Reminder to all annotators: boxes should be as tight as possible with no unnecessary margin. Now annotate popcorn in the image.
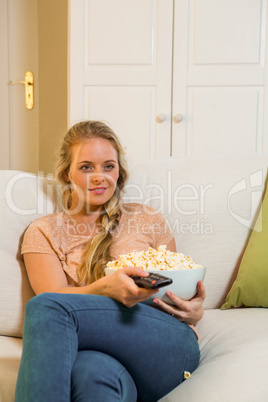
[107,245,203,271]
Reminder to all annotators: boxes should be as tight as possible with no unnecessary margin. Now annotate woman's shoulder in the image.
[21,213,65,255]
[118,203,173,246]
[26,212,63,232]
[121,202,142,212]
[121,203,162,219]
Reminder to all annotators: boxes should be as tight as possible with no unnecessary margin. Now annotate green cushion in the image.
[221,180,268,309]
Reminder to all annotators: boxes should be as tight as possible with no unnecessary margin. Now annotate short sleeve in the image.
[146,206,174,248]
[21,220,57,256]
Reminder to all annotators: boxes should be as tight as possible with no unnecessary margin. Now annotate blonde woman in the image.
[15,121,206,402]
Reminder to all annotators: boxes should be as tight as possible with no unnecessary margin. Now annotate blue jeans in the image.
[15,293,200,402]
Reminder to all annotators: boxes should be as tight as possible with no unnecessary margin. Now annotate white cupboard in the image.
[69,0,268,161]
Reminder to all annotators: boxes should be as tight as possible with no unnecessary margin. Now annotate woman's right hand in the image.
[99,266,159,308]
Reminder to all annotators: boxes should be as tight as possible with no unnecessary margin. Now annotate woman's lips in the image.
[88,187,107,194]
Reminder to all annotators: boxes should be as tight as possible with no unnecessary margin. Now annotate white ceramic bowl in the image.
[104,267,206,304]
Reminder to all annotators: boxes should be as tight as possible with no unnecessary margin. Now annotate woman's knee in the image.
[26,292,58,310]
[24,293,72,334]
[25,292,74,316]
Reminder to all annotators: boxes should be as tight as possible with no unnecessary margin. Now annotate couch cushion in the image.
[0,336,22,402]
[0,171,60,337]
[159,308,268,402]
[221,175,268,309]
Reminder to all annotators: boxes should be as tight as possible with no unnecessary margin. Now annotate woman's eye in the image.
[81,165,93,171]
[104,164,114,170]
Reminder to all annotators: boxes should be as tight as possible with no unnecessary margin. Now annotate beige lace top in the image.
[21,203,174,286]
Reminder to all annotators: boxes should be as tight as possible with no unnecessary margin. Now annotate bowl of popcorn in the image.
[105,245,206,303]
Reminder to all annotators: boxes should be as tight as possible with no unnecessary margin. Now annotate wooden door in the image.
[69,0,173,161]
[0,0,39,172]
[172,0,268,157]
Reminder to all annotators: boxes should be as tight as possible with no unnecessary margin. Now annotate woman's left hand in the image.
[152,280,206,326]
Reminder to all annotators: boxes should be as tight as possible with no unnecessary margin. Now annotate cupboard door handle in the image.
[174,114,183,123]
[156,114,166,123]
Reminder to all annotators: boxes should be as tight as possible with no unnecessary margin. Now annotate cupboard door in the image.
[69,0,173,161]
[172,0,268,157]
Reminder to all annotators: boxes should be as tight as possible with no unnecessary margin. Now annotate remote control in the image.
[131,272,173,289]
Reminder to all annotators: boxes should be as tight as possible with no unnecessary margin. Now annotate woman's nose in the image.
[91,173,105,183]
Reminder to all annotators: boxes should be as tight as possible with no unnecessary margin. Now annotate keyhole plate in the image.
[25,71,34,110]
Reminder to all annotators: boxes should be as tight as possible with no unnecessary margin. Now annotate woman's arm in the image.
[23,253,159,307]
[23,253,69,293]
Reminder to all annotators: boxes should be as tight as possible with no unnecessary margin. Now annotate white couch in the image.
[1,156,268,402]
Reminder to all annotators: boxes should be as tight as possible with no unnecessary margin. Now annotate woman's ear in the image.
[64,171,70,183]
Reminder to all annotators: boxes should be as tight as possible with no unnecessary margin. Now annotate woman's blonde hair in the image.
[55,120,129,285]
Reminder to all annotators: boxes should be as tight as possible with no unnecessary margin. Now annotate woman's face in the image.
[68,137,120,214]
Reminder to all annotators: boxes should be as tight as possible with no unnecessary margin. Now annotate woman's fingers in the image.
[110,267,158,307]
[152,282,207,324]
[152,296,188,320]
[121,266,149,277]
[196,280,206,301]
[165,291,190,312]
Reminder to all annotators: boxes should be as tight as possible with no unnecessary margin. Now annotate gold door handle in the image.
[8,71,34,110]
